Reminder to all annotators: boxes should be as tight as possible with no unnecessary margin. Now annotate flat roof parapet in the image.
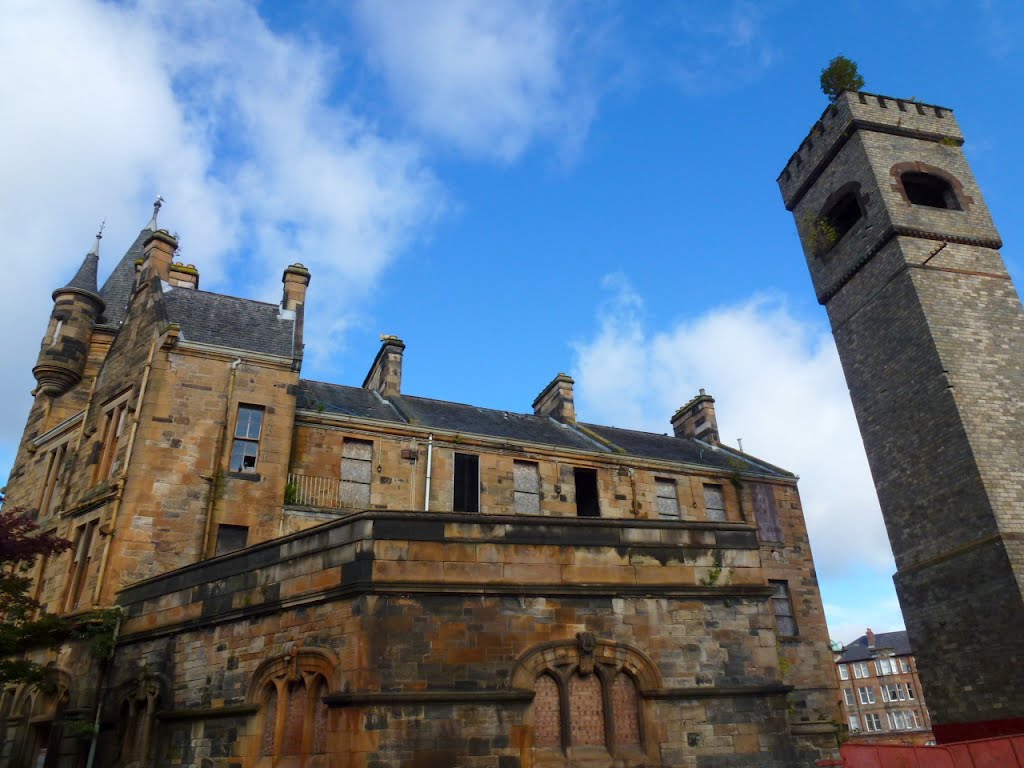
[777,91,963,210]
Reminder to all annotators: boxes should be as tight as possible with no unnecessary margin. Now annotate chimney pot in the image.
[671,390,719,445]
[532,373,576,423]
[168,261,199,290]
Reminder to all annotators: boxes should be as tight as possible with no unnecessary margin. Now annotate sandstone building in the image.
[834,629,933,746]
[780,92,1024,742]
[0,200,840,766]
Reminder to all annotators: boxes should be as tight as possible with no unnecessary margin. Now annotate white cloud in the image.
[572,275,893,580]
[353,0,592,162]
[0,0,442,453]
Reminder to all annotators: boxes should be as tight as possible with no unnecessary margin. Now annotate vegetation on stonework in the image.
[0,506,72,686]
[820,55,865,101]
[800,213,840,258]
[0,507,123,687]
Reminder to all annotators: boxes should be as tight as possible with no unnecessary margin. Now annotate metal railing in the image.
[286,473,343,509]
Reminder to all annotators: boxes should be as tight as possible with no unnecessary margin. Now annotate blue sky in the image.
[2,0,1023,645]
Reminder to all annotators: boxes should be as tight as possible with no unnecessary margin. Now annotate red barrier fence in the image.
[832,736,1024,767]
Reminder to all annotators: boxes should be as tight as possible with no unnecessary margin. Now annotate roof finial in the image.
[88,219,105,256]
[146,195,164,231]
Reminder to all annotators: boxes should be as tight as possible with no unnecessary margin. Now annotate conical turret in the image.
[33,229,106,397]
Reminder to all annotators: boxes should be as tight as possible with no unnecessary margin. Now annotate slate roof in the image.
[60,250,100,297]
[581,423,792,477]
[297,380,403,422]
[296,379,796,475]
[98,227,150,326]
[391,395,607,452]
[838,631,913,661]
[163,288,295,358]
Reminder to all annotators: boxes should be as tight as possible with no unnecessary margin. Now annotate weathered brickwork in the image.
[780,91,1024,740]
[2,203,839,765]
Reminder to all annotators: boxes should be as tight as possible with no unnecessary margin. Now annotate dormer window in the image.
[901,171,961,210]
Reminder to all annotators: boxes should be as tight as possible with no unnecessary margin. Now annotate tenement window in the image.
[95,393,130,482]
[843,688,855,706]
[852,662,869,678]
[838,664,849,680]
[514,461,541,514]
[453,453,480,513]
[703,483,726,522]
[230,405,265,473]
[64,518,99,611]
[215,524,249,556]
[875,657,895,675]
[769,580,797,636]
[655,478,680,520]
[573,467,600,517]
[341,438,373,507]
[849,715,860,733]
[863,713,883,732]
[858,686,875,705]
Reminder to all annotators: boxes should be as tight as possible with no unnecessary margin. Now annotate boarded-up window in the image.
[534,674,561,748]
[514,461,541,514]
[612,673,641,748]
[703,483,726,521]
[568,673,605,747]
[770,580,797,636]
[453,453,480,513]
[283,680,306,755]
[261,685,277,756]
[655,478,680,520]
[341,439,373,507]
[752,483,783,542]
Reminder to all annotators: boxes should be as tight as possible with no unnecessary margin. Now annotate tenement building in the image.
[835,629,933,745]
[0,201,840,767]
[780,92,1024,742]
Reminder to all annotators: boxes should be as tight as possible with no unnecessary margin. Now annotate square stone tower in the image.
[779,91,1024,742]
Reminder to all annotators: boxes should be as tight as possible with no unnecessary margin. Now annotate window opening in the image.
[95,397,129,482]
[50,319,63,345]
[843,688,855,706]
[341,438,373,507]
[703,483,726,522]
[513,461,541,514]
[752,483,782,542]
[453,453,480,513]
[611,673,641,748]
[770,580,797,636]
[230,405,264,472]
[824,192,862,242]
[260,685,277,757]
[573,467,600,517]
[215,524,249,556]
[852,661,869,678]
[65,519,98,611]
[849,715,860,733]
[39,442,69,517]
[863,713,883,732]
[902,171,961,210]
[655,478,680,520]
[858,686,875,705]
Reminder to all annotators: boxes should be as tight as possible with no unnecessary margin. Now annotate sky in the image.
[2,0,1023,646]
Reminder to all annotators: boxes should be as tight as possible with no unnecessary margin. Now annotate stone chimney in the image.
[168,262,199,290]
[866,628,875,649]
[532,373,576,423]
[363,335,405,398]
[671,389,719,445]
[140,229,178,282]
[282,263,311,310]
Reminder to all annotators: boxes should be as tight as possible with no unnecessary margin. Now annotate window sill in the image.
[227,471,261,482]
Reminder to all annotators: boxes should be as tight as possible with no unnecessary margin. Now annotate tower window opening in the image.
[573,467,600,517]
[823,193,863,242]
[901,171,961,210]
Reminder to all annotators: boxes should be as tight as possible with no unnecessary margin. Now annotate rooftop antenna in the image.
[146,195,164,231]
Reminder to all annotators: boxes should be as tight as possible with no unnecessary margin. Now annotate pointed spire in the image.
[145,195,164,231]
[56,225,104,298]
